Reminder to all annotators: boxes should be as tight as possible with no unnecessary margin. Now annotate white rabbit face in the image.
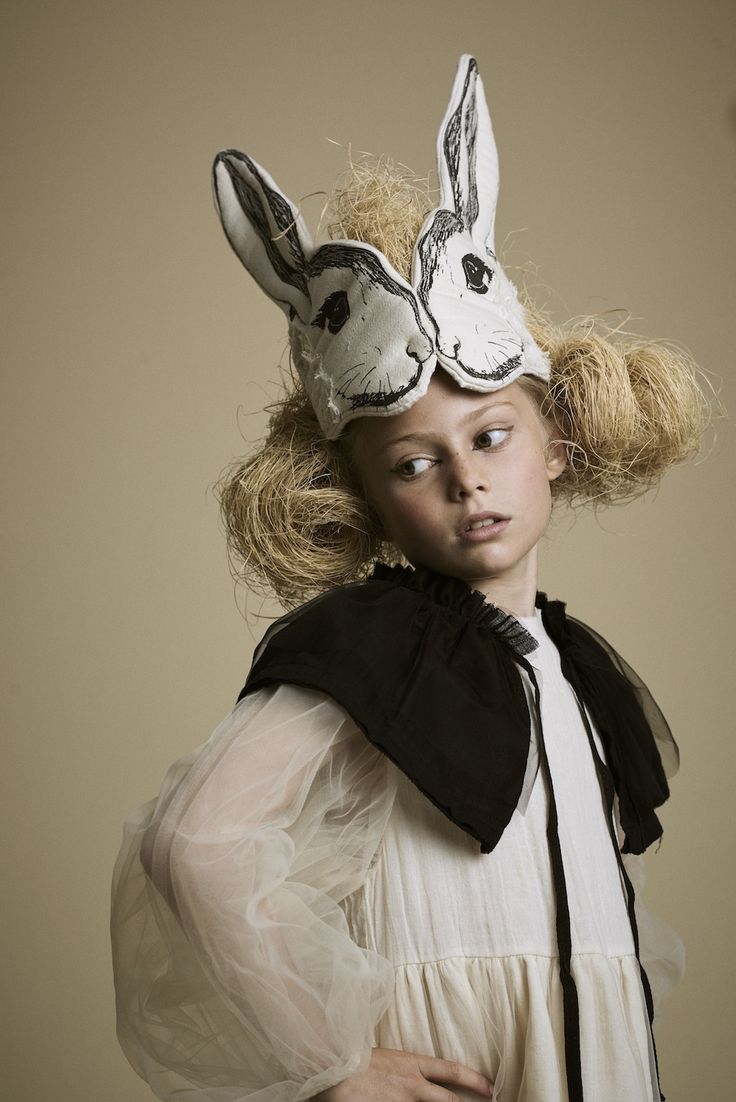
[289,244,436,432]
[416,214,526,382]
[213,55,550,439]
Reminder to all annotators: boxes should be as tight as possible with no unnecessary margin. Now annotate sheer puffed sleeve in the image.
[622,851,686,1017]
[111,685,398,1102]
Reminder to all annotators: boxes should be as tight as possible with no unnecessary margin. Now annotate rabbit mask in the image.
[213,55,550,440]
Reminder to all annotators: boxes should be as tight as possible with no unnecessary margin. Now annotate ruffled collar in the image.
[370,561,542,657]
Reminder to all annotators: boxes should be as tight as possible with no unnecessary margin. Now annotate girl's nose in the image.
[447,453,487,499]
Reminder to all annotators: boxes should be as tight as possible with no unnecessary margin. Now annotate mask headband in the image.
[213,55,550,439]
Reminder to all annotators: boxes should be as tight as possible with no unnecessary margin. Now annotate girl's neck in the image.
[461,549,540,619]
[478,583,538,619]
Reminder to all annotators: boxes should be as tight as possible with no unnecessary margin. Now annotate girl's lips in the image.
[457,512,510,542]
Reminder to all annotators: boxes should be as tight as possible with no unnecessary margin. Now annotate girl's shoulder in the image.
[239,564,539,855]
[260,562,541,656]
[242,563,543,707]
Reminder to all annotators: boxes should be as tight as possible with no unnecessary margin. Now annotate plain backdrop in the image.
[2,1,734,1099]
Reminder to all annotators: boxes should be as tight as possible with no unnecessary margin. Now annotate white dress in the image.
[111,612,684,1102]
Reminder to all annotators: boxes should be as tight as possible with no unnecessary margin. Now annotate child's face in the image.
[350,371,566,602]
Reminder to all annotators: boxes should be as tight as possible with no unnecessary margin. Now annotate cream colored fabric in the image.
[111,616,683,1101]
[112,686,399,1101]
[351,614,683,1100]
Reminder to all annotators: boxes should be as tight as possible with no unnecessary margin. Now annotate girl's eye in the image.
[391,456,436,479]
[476,427,510,449]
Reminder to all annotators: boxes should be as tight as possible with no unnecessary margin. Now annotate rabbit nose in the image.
[437,333,461,358]
[407,332,434,361]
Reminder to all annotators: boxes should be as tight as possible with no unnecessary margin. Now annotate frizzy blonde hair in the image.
[216,156,708,607]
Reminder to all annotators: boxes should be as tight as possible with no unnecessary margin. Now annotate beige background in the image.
[3,1,734,1099]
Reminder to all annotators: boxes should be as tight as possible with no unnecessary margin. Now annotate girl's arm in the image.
[111,684,398,1102]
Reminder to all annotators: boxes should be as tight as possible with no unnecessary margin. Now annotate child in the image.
[111,56,704,1102]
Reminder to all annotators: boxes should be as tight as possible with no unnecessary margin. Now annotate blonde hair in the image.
[216,156,709,607]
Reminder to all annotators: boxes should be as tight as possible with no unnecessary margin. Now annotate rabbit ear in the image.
[436,55,499,248]
[213,150,313,322]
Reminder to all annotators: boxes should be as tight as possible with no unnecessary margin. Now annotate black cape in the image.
[239,562,677,857]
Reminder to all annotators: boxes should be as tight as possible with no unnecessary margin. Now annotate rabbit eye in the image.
[312,290,350,334]
[462,253,493,295]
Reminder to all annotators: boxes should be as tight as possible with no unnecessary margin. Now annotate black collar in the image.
[243,560,676,857]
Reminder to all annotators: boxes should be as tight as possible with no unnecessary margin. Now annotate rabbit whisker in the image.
[335,359,369,385]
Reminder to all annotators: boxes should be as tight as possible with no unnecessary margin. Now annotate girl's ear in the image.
[212,150,314,323]
[545,439,568,482]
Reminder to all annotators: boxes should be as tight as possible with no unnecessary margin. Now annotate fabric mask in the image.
[213,55,550,439]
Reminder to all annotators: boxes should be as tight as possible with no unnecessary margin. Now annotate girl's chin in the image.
[403,536,535,585]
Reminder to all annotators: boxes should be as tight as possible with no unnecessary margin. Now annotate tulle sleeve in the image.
[622,851,686,1017]
[111,684,398,1102]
